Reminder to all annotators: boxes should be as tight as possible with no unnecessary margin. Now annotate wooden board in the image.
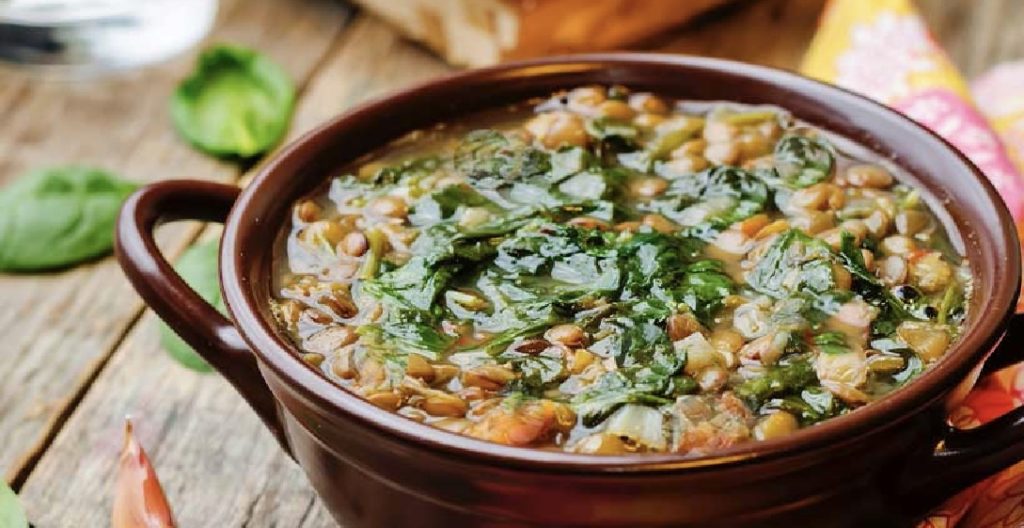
[10,1,1024,526]
[0,0,349,486]
[16,14,450,527]
[652,0,826,69]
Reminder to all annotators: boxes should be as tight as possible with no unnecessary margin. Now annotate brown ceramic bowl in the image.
[117,54,1024,527]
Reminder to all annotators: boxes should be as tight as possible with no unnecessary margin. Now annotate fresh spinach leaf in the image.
[0,480,28,528]
[0,167,137,272]
[158,239,220,372]
[172,44,295,157]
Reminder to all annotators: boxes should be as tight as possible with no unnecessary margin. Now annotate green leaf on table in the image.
[171,44,296,158]
[0,480,28,528]
[0,167,137,272]
[158,239,221,372]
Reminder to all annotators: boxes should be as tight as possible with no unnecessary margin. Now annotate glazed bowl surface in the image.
[117,54,1024,527]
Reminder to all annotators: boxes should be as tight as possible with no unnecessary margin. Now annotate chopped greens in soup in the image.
[271,86,970,455]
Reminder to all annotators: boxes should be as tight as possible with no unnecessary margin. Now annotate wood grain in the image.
[650,0,826,70]
[0,0,348,485]
[19,313,339,527]
[11,1,1024,526]
[17,14,449,528]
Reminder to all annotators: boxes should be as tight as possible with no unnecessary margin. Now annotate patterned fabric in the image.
[802,0,1024,222]
[801,1,1024,525]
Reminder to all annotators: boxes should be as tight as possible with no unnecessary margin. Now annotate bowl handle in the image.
[115,180,291,455]
[896,313,1024,513]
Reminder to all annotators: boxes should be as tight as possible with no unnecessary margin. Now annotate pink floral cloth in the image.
[802,1,1024,526]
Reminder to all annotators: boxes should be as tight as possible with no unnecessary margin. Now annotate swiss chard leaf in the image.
[0,167,137,272]
[618,231,702,299]
[588,303,684,372]
[172,45,295,157]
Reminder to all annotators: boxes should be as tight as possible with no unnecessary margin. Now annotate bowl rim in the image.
[220,53,1020,472]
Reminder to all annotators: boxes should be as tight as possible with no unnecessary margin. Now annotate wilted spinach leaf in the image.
[643,166,770,234]
[362,255,460,312]
[0,167,137,272]
[813,331,850,355]
[747,229,838,298]
[411,183,497,225]
[835,230,915,334]
[454,130,550,189]
[359,309,452,360]
[675,260,734,324]
[172,45,295,157]
[585,118,639,141]
[734,354,817,407]
[770,386,847,425]
[773,135,835,188]
[159,239,221,372]
[572,371,675,427]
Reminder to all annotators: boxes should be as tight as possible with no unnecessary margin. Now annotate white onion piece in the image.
[602,404,666,451]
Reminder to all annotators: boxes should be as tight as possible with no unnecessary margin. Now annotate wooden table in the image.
[2,0,1022,525]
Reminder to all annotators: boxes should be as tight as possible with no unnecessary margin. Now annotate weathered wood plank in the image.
[652,0,826,70]
[0,0,349,485]
[17,1,1024,526]
[20,312,339,527]
[17,14,450,527]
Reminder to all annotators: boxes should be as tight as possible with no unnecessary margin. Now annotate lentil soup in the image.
[270,86,970,455]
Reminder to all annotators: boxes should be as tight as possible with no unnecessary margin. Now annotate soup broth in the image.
[270,86,970,455]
